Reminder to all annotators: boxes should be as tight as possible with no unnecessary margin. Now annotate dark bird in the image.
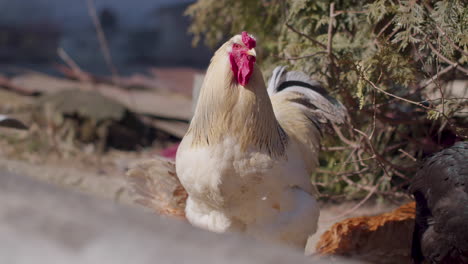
[410,141,468,264]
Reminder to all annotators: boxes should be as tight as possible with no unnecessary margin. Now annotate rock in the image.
[36,89,155,151]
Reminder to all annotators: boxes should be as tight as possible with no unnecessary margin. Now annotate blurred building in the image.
[0,0,211,74]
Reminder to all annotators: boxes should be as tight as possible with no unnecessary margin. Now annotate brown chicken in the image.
[316,202,416,264]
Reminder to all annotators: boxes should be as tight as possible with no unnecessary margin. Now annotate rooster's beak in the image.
[246,49,256,57]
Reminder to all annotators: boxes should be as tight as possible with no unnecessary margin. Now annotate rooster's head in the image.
[228,31,257,87]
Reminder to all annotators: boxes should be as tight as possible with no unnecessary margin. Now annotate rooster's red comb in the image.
[242,31,256,49]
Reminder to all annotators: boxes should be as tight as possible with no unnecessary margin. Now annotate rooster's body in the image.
[174,32,346,248]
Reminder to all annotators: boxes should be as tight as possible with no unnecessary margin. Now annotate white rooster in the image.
[128,32,346,249]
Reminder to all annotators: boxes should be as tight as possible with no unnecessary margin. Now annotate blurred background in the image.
[0,0,212,181]
[0,0,211,71]
[0,1,466,262]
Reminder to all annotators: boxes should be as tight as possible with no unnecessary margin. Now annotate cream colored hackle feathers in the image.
[187,38,287,158]
[127,33,347,250]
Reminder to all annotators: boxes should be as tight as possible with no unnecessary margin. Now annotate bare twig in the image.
[427,41,468,75]
[353,128,391,178]
[285,23,328,50]
[363,73,466,139]
[424,97,468,103]
[327,3,337,87]
[57,48,91,83]
[85,0,120,84]
[362,74,429,109]
[376,18,395,40]
[435,64,446,119]
[332,123,358,147]
[327,3,335,56]
[324,177,384,221]
[398,149,417,162]
[333,10,367,17]
[369,89,377,139]
[322,146,355,151]
[421,63,457,88]
[278,51,328,60]
[343,156,376,164]
[317,168,369,176]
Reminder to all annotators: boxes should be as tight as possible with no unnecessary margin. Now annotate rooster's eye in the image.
[233,43,241,49]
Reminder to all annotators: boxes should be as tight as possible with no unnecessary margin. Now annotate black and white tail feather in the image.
[0,115,28,130]
[267,66,347,131]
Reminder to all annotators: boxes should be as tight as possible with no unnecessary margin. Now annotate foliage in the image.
[186,0,468,201]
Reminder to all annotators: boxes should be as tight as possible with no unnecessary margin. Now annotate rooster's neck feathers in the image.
[188,43,287,157]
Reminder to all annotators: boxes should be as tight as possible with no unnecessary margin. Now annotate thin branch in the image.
[277,51,328,60]
[435,64,446,119]
[369,89,377,140]
[363,73,466,139]
[398,149,417,162]
[332,123,359,147]
[322,146,355,151]
[327,3,335,56]
[333,10,367,17]
[317,168,368,176]
[420,63,457,88]
[342,156,376,164]
[285,23,328,50]
[427,41,468,75]
[376,18,394,40]
[57,48,91,83]
[353,128,391,178]
[362,74,429,109]
[327,3,338,88]
[324,177,383,221]
[425,97,468,103]
[85,0,120,84]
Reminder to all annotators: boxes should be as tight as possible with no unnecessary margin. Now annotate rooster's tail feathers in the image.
[267,66,347,128]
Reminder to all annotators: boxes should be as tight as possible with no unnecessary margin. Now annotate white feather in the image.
[176,134,319,248]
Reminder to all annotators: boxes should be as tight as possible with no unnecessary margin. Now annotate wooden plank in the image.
[150,119,188,138]
[10,73,193,121]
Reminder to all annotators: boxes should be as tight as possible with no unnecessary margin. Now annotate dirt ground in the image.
[0,139,400,255]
